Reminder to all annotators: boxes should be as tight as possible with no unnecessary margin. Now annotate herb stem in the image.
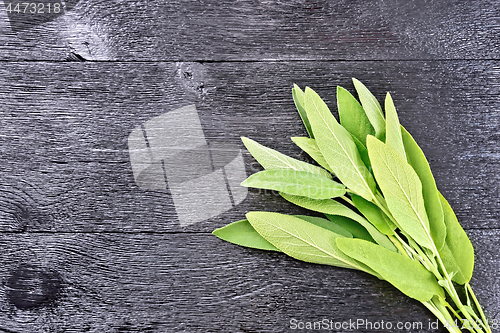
[466,283,491,333]
[340,195,354,207]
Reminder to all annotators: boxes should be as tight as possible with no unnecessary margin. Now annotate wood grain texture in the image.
[0,61,497,232]
[0,0,499,61]
[0,230,497,333]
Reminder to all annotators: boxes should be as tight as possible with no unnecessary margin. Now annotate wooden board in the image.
[0,0,499,61]
[0,61,498,232]
[0,230,497,333]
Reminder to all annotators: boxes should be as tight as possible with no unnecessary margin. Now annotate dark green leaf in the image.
[337,86,375,145]
[402,127,446,251]
[337,238,445,302]
[293,84,314,138]
[295,215,353,238]
[213,219,280,251]
[351,194,395,235]
[438,193,474,284]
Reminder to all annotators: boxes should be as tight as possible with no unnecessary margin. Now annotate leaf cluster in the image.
[213,79,490,333]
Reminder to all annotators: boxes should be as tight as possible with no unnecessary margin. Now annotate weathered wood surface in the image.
[0,0,499,61]
[0,61,498,232]
[1,1,499,332]
[0,230,497,333]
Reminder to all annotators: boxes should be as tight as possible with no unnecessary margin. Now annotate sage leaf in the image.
[293,84,314,138]
[367,136,435,251]
[438,193,474,284]
[279,193,396,252]
[337,86,375,145]
[385,92,406,159]
[325,214,374,242]
[291,137,333,173]
[351,194,395,235]
[304,87,376,201]
[351,134,371,168]
[246,212,378,276]
[402,127,446,251]
[337,238,445,302]
[241,136,332,179]
[241,169,345,199]
[213,219,280,251]
[352,78,385,139]
[295,215,353,238]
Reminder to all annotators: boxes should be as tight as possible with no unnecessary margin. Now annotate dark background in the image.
[0,1,498,332]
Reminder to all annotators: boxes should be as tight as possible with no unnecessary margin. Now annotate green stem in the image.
[466,283,491,333]
[423,299,462,333]
[371,191,488,333]
[340,195,354,207]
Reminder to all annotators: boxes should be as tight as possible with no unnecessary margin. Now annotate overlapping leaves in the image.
[212,79,486,333]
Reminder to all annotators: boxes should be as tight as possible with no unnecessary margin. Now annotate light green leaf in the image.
[385,92,406,158]
[242,169,345,199]
[402,127,446,251]
[325,214,374,242]
[337,238,445,302]
[280,193,396,252]
[293,84,314,138]
[213,219,280,251]
[438,193,474,284]
[246,212,378,276]
[367,136,435,251]
[295,215,353,238]
[351,194,395,235]
[304,87,376,201]
[337,86,375,145]
[241,136,331,179]
[352,78,385,139]
[291,137,333,173]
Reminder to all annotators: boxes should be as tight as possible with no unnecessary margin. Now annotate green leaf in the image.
[438,193,474,284]
[242,169,345,199]
[337,238,445,302]
[304,87,376,201]
[402,127,446,251]
[352,78,385,139]
[351,134,371,168]
[280,193,397,252]
[241,136,331,179]
[213,219,280,251]
[293,84,314,138]
[337,86,375,145]
[385,92,406,158]
[295,215,353,238]
[367,136,435,252]
[351,194,395,235]
[246,212,378,276]
[291,137,333,173]
[325,214,374,242]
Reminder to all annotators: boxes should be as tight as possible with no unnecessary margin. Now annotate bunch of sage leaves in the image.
[213,79,491,333]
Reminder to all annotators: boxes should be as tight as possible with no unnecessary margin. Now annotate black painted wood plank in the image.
[0,61,498,232]
[0,230,497,333]
[0,0,499,61]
